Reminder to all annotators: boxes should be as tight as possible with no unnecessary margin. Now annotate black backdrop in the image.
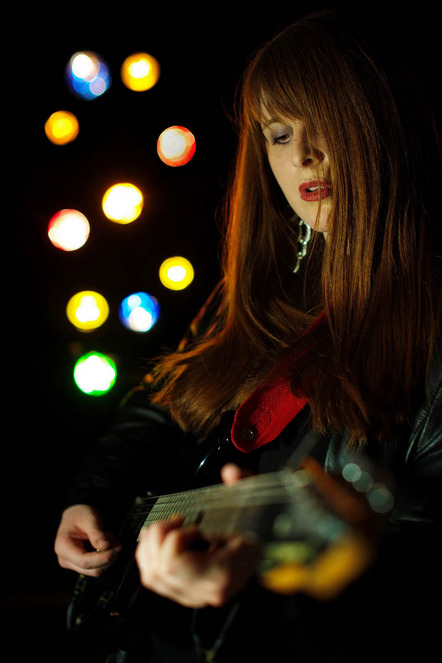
[5,4,439,659]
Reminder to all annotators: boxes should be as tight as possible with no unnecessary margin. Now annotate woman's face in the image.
[261,115,332,237]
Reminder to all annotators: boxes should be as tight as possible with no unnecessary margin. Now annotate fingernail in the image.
[95,539,110,552]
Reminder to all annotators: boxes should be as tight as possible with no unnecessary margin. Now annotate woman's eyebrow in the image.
[261,117,280,128]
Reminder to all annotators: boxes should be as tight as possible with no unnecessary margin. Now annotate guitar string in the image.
[133,471,297,509]
[127,471,317,541]
[130,474,309,526]
[135,489,287,509]
[133,487,295,517]
[132,486,312,533]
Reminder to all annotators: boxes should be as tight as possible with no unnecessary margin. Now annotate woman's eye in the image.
[261,125,292,145]
[273,133,290,145]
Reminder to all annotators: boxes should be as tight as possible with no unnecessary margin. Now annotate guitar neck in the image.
[140,469,314,542]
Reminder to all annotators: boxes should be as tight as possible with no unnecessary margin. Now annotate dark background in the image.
[5,4,439,659]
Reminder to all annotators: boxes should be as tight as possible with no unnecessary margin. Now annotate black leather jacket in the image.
[65,336,442,662]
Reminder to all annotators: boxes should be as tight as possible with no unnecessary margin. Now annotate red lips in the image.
[299,180,332,202]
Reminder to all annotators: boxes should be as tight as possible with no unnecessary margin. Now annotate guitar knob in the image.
[272,513,293,538]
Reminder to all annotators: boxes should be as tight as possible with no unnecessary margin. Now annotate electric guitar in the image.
[66,445,393,658]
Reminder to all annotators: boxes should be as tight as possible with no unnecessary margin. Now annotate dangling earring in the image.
[293,219,312,273]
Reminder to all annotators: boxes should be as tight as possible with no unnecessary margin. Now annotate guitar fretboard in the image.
[139,470,314,541]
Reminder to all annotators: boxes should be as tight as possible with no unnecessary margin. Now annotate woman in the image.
[55,9,442,662]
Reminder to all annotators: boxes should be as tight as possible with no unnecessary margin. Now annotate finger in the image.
[136,517,185,571]
[139,516,185,549]
[136,523,206,587]
[174,536,260,607]
[162,525,203,558]
[137,520,201,572]
[88,529,117,552]
[73,511,116,552]
[221,463,253,484]
[57,534,121,571]
[214,534,257,560]
[57,528,119,558]
[58,549,119,576]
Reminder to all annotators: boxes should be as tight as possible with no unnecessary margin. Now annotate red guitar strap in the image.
[231,311,325,453]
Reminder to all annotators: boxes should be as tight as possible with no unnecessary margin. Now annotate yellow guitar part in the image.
[260,533,373,600]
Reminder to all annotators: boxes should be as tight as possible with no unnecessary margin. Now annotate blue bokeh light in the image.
[66,51,111,100]
[119,292,160,332]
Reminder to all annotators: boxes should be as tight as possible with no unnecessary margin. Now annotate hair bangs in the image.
[241,38,330,154]
[243,44,309,129]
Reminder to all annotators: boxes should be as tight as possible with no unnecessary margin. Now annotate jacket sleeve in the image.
[392,338,442,530]
[63,384,196,531]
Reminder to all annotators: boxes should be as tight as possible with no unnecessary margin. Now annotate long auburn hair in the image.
[150,10,442,445]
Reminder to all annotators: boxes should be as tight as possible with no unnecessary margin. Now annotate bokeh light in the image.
[157,126,196,166]
[48,209,90,251]
[66,51,111,100]
[102,183,144,223]
[159,256,194,290]
[121,52,160,91]
[45,111,79,145]
[119,292,160,332]
[66,291,109,331]
[73,351,117,396]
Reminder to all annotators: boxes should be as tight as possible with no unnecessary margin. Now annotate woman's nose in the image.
[291,128,325,168]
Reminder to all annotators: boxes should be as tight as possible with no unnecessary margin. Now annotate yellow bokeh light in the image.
[159,256,194,290]
[66,291,109,331]
[121,52,160,91]
[102,183,144,223]
[45,111,79,145]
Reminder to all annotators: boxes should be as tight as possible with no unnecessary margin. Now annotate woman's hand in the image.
[135,464,260,608]
[54,504,121,577]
